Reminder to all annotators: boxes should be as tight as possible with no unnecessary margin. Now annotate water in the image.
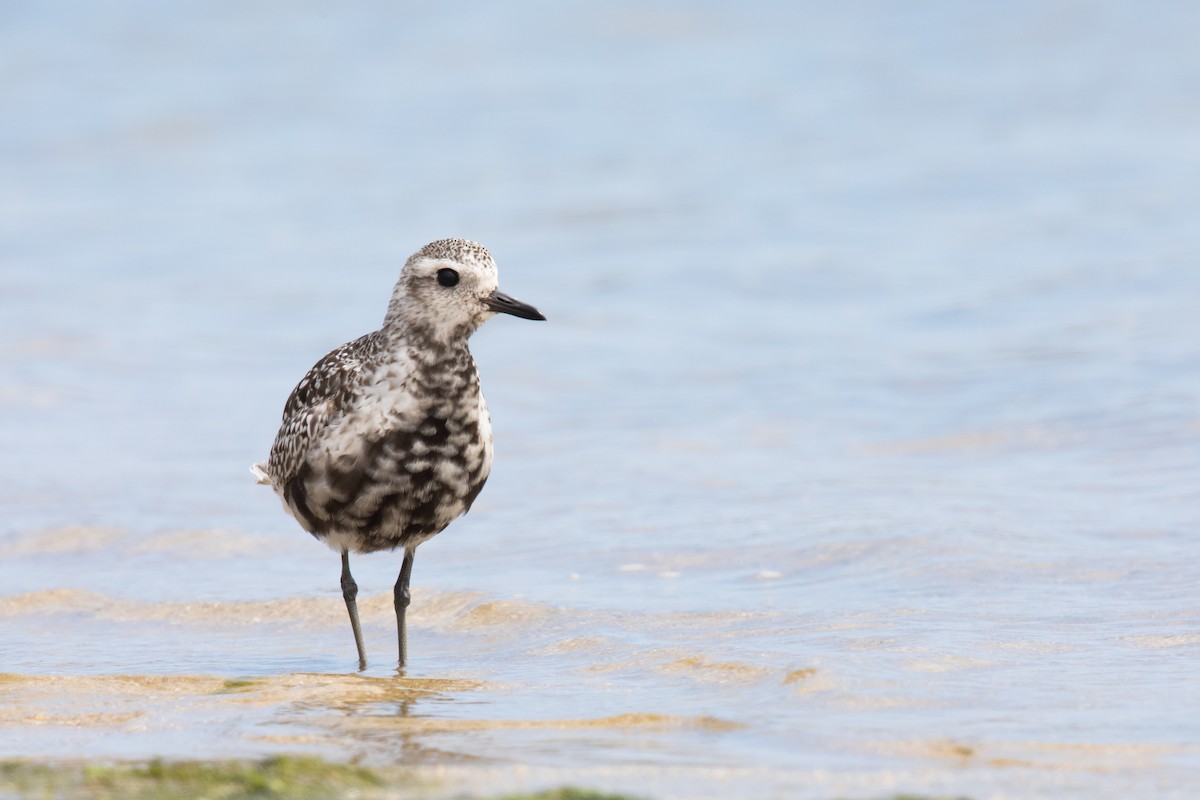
[2,1,1199,797]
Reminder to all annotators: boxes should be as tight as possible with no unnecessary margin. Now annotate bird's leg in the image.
[394,547,416,668]
[340,550,367,671]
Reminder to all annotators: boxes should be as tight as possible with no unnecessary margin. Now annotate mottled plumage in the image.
[253,238,545,669]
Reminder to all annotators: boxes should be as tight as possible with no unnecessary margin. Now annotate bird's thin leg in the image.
[394,547,416,668]
[340,550,367,671]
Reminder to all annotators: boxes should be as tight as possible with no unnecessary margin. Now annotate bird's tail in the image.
[250,463,272,485]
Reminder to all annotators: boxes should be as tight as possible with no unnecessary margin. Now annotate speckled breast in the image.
[282,349,494,554]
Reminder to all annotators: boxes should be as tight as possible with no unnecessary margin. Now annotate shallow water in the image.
[2,1,1199,798]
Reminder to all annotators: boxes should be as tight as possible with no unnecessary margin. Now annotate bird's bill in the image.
[484,290,546,321]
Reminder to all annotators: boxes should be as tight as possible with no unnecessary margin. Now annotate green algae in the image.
[1,756,382,800]
[0,757,970,800]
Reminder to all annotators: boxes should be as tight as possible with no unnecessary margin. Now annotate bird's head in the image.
[385,238,545,341]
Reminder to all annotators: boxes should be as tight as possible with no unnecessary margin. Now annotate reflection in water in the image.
[259,673,484,765]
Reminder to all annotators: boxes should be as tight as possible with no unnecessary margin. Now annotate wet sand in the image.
[3,573,1197,799]
[3,666,1190,800]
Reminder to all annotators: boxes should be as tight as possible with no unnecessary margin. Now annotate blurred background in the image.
[1,1,1198,798]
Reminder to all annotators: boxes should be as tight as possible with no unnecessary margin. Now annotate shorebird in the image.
[252,239,545,669]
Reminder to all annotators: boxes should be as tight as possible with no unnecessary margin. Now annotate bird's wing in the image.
[262,333,378,488]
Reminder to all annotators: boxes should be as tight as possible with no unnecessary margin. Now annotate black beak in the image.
[484,290,546,321]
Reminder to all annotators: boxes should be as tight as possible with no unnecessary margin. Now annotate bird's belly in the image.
[282,415,491,554]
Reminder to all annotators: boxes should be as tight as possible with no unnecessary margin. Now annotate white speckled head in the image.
[384,238,545,341]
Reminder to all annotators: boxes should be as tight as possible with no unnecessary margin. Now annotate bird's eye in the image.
[436,268,460,288]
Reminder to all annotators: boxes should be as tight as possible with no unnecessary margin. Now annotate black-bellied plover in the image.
[252,238,545,669]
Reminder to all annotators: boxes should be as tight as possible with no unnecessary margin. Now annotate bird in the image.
[252,238,545,670]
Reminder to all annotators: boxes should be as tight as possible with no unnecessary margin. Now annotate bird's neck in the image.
[380,324,475,373]
[383,300,480,351]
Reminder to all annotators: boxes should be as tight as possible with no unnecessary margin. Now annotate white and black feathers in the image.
[253,238,545,555]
